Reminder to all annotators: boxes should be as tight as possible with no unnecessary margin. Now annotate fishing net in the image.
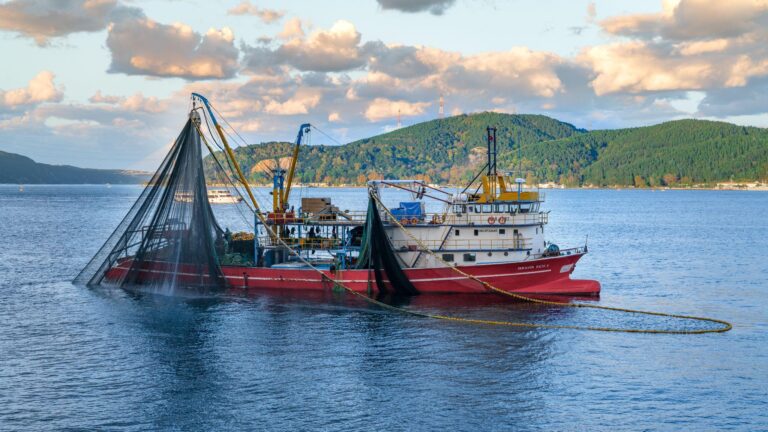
[74,115,229,291]
[356,194,419,296]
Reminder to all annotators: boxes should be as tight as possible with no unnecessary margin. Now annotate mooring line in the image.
[370,193,732,334]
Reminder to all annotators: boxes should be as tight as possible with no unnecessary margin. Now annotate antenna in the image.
[439,94,444,119]
[397,109,401,128]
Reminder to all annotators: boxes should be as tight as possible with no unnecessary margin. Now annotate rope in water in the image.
[370,193,732,334]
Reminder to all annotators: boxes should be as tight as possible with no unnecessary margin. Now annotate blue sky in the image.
[1,0,767,169]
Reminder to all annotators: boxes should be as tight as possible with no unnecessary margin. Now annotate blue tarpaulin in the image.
[389,201,423,219]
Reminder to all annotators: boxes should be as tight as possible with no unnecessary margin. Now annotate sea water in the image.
[0,185,766,430]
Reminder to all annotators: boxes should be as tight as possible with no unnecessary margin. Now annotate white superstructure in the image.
[374,177,553,269]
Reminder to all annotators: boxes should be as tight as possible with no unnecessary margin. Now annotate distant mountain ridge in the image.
[219,113,768,187]
[0,151,149,184]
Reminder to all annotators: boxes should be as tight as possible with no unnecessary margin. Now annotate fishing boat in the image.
[175,189,243,204]
[77,93,600,297]
[208,189,243,204]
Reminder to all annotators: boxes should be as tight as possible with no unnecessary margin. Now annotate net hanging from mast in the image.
[355,195,420,296]
[75,114,230,291]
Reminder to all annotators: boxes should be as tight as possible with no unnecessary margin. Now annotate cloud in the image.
[0,0,142,46]
[277,17,305,40]
[365,98,430,121]
[697,77,768,117]
[601,0,768,41]
[227,1,283,23]
[264,89,322,115]
[244,20,365,73]
[107,17,240,80]
[88,90,169,113]
[364,42,440,78]
[0,71,63,111]
[587,2,597,21]
[446,48,565,98]
[586,0,768,96]
[376,0,456,15]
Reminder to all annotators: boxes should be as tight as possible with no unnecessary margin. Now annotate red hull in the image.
[104,253,600,296]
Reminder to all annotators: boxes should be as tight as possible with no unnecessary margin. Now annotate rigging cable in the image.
[369,192,732,334]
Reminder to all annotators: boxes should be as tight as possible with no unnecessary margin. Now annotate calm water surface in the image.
[0,185,766,431]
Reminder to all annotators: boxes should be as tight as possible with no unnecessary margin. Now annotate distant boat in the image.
[18,184,24,192]
[175,188,243,204]
[208,189,243,204]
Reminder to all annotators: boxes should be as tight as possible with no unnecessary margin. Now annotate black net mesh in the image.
[355,195,419,296]
[74,116,228,291]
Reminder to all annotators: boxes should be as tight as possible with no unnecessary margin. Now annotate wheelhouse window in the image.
[497,204,509,212]
[463,253,476,262]
[482,204,492,213]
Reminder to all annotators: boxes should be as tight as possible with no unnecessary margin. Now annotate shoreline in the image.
[3,183,766,192]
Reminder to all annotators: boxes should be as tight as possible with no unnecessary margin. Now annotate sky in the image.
[1,0,767,169]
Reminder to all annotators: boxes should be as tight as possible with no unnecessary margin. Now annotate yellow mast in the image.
[191,93,260,212]
[280,123,310,213]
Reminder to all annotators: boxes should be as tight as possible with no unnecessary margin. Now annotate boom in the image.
[280,123,310,212]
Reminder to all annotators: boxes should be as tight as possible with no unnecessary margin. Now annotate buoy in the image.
[498,216,506,224]
[488,216,496,224]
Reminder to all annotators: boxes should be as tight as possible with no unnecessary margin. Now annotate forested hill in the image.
[222,113,584,185]
[0,151,149,184]
[517,119,768,186]
[221,113,768,187]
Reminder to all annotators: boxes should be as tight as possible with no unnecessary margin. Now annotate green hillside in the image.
[214,113,768,187]
[221,113,584,185]
[517,119,768,186]
[0,151,149,184]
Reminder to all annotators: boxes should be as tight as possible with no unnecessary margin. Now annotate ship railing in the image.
[257,235,343,249]
[445,212,548,226]
[298,210,548,226]
[389,237,532,251]
[530,245,588,259]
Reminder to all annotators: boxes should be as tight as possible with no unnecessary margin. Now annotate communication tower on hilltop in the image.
[439,94,444,119]
[397,109,401,128]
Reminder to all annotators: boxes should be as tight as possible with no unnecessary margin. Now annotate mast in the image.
[280,123,310,213]
[191,93,260,212]
[486,126,497,201]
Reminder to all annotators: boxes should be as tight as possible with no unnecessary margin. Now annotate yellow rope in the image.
[370,193,732,334]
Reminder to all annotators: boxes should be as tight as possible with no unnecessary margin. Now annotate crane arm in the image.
[281,123,310,212]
